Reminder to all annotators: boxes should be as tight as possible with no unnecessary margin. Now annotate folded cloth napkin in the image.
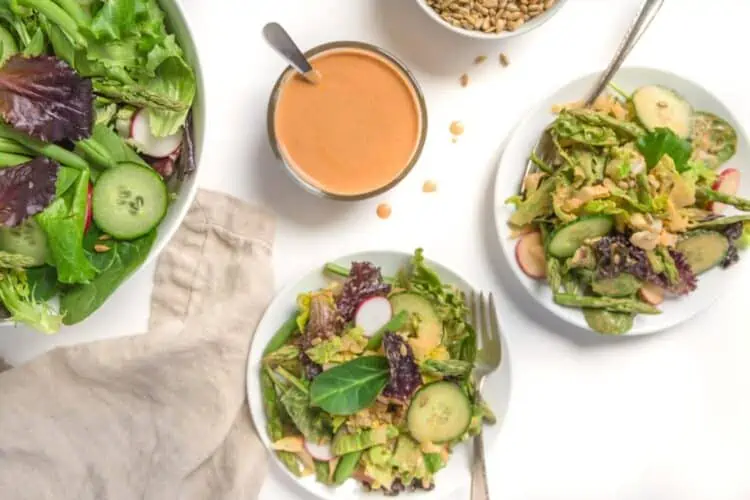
[0,189,275,500]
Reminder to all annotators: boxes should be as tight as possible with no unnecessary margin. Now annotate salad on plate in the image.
[0,0,196,332]
[260,249,495,495]
[507,83,750,335]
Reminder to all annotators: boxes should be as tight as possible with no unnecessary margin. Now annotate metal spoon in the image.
[518,0,664,195]
[262,22,321,84]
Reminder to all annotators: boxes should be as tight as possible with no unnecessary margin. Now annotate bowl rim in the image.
[266,40,429,201]
[414,0,568,40]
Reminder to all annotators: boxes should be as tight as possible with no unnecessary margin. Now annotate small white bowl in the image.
[415,0,567,40]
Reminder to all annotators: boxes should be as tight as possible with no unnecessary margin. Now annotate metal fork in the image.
[469,292,503,500]
[517,0,664,196]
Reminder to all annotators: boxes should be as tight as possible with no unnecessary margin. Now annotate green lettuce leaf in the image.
[637,128,692,171]
[0,269,62,333]
[60,225,156,324]
[90,0,136,41]
[35,169,97,284]
[146,56,195,136]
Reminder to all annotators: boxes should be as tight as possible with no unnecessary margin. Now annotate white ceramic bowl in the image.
[493,66,750,335]
[0,0,204,327]
[415,0,567,40]
[247,250,513,500]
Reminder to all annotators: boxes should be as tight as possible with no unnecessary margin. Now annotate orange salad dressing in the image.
[274,48,423,196]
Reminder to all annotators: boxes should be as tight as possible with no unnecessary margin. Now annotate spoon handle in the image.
[262,22,315,76]
[583,0,665,106]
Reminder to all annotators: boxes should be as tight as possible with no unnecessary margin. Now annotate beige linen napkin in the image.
[0,189,274,500]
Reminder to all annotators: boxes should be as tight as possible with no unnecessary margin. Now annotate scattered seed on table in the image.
[459,73,470,87]
[422,180,438,193]
[450,120,465,137]
[499,52,510,67]
[376,203,392,220]
[474,55,488,65]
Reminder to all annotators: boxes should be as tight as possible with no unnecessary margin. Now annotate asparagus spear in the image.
[546,257,563,293]
[698,187,750,212]
[0,124,88,170]
[263,315,298,355]
[692,214,750,229]
[261,369,302,477]
[554,294,661,314]
[93,80,187,112]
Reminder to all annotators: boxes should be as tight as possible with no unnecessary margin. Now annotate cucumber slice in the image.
[407,382,471,444]
[591,273,641,298]
[633,85,692,139]
[584,309,634,335]
[0,218,48,266]
[92,162,167,240]
[690,111,737,169]
[547,215,614,258]
[676,230,729,275]
[389,293,443,359]
[389,293,440,325]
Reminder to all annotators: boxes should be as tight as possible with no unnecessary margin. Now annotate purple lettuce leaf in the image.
[593,235,697,295]
[382,332,421,401]
[299,294,340,379]
[336,262,391,322]
[0,55,93,143]
[0,157,59,227]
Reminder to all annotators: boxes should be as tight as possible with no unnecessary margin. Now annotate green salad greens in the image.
[0,0,196,332]
[508,84,750,335]
[261,250,495,495]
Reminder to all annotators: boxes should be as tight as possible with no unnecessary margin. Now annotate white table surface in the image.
[2,0,750,498]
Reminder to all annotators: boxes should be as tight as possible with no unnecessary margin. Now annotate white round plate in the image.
[247,250,512,500]
[494,66,750,335]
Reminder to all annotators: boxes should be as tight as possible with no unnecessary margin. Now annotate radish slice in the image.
[305,440,334,462]
[516,231,547,279]
[355,296,392,336]
[84,182,93,232]
[711,168,741,214]
[638,283,664,306]
[130,109,182,158]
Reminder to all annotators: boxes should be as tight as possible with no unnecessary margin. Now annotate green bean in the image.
[54,0,91,27]
[0,138,32,156]
[0,152,31,167]
[333,451,363,485]
[554,294,661,314]
[263,315,298,355]
[0,124,89,170]
[77,138,116,169]
[15,0,86,48]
